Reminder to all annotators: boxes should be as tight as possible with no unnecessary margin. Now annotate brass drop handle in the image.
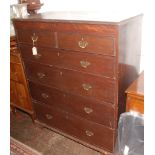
[45,114,53,120]
[34,53,42,59]
[84,107,93,114]
[82,83,92,91]
[41,93,49,99]
[37,72,45,79]
[31,33,38,46]
[85,130,94,137]
[78,37,88,49]
[80,60,91,68]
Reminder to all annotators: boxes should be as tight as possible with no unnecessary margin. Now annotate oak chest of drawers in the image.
[13,12,142,154]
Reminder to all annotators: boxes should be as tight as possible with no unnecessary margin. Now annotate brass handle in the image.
[82,83,92,91]
[37,72,45,79]
[78,37,88,49]
[80,60,91,68]
[84,107,93,114]
[45,114,53,120]
[41,93,49,99]
[85,130,94,137]
[34,53,42,59]
[31,33,38,46]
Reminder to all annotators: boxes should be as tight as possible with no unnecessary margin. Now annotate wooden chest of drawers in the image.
[10,36,35,121]
[126,71,144,114]
[13,12,142,154]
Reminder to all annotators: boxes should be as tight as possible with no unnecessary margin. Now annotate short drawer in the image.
[14,21,55,48]
[17,30,55,48]
[25,62,116,104]
[29,81,116,128]
[58,32,115,56]
[34,102,115,152]
[20,44,115,78]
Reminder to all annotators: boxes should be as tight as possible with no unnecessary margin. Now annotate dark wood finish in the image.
[125,71,144,114]
[10,36,35,121]
[57,32,115,55]
[17,30,55,48]
[29,81,115,128]
[13,12,142,153]
[33,101,115,152]
[24,61,116,103]
[20,44,116,78]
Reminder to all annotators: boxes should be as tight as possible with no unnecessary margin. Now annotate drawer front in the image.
[58,32,115,56]
[17,30,55,48]
[10,53,20,63]
[20,45,115,78]
[10,63,24,82]
[29,81,115,128]
[25,62,115,103]
[34,102,115,152]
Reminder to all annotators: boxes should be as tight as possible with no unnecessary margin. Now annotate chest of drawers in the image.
[13,12,142,154]
[10,36,35,121]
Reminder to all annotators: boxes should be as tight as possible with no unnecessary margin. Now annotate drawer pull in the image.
[78,37,88,49]
[80,60,91,68]
[31,33,38,46]
[82,83,92,91]
[37,72,45,79]
[85,130,94,137]
[34,53,42,59]
[41,93,49,99]
[59,72,63,76]
[45,114,53,120]
[84,107,93,114]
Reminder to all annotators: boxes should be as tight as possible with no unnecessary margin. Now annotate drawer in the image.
[20,45,115,78]
[10,63,24,82]
[17,30,55,48]
[25,62,116,103]
[15,22,55,48]
[10,53,20,63]
[29,81,115,128]
[58,32,115,56]
[34,102,115,152]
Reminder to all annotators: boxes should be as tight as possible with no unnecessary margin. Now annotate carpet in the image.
[10,137,43,155]
[10,110,101,155]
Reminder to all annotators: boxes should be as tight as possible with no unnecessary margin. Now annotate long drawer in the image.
[19,45,116,78]
[33,101,115,152]
[29,81,115,128]
[25,61,116,103]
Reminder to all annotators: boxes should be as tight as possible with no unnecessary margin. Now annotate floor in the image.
[10,110,102,155]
